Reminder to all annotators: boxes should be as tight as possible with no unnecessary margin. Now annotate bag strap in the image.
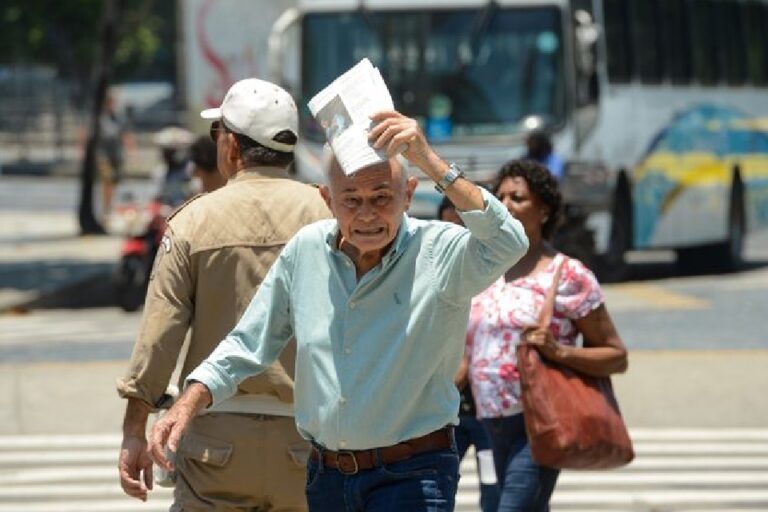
[537,254,566,328]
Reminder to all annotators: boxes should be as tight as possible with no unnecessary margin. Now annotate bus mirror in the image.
[573,9,599,78]
[268,8,302,96]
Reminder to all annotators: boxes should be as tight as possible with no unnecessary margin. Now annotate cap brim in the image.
[200,107,221,119]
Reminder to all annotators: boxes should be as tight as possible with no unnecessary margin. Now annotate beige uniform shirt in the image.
[117,167,331,409]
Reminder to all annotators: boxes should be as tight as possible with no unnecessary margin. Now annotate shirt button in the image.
[349,301,356,309]
[340,396,347,404]
[339,440,347,448]
[344,347,351,354]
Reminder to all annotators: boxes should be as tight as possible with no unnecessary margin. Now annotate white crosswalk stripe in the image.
[457,429,768,511]
[0,430,767,511]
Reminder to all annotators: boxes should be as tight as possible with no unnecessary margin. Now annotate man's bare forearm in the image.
[176,381,213,415]
[123,398,152,438]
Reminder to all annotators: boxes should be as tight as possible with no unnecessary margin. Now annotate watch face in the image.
[436,163,463,193]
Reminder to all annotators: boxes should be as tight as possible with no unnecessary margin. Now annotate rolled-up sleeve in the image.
[186,242,296,406]
[116,226,194,409]
[435,188,528,301]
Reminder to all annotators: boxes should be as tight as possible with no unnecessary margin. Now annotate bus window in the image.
[300,7,566,141]
[744,1,768,85]
[688,0,719,85]
[715,0,747,86]
[603,0,632,83]
[658,0,691,84]
[628,0,663,84]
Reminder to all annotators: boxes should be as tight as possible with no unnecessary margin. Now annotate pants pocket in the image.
[177,431,234,467]
[287,441,311,467]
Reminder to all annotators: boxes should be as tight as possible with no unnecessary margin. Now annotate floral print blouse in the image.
[466,253,604,419]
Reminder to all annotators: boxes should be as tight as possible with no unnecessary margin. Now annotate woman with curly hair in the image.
[466,159,628,511]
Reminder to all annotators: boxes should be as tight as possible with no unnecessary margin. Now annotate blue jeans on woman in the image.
[455,414,500,512]
[482,414,560,512]
[305,446,460,512]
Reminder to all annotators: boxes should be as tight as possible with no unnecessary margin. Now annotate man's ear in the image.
[403,176,418,208]
[225,133,240,166]
[319,185,333,212]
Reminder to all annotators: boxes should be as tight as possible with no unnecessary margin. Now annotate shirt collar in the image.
[229,166,289,184]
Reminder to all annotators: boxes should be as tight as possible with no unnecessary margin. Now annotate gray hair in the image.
[321,143,410,184]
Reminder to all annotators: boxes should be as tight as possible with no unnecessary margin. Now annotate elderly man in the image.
[149,110,529,511]
[117,78,330,511]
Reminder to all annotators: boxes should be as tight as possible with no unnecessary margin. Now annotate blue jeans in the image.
[482,414,560,512]
[455,415,500,512]
[305,447,460,512]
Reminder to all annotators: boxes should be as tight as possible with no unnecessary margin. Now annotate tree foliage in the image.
[0,0,174,99]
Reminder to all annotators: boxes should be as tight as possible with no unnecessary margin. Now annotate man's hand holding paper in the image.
[369,110,432,168]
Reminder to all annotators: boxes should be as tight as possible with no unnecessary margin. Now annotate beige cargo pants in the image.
[171,413,309,511]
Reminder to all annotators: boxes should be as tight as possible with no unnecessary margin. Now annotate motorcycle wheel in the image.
[115,254,148,312]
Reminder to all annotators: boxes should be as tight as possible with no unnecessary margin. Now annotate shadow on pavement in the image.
[623,258,768,282]
[0,260,119,310]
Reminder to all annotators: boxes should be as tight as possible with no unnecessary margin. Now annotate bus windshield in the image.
[301,6,565,142]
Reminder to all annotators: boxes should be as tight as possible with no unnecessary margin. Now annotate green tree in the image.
[0,0,174,234]
[0,1,171,97]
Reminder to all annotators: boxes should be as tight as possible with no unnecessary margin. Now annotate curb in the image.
[0,269,120,313]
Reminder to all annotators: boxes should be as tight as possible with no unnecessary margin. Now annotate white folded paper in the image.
[308,58,394,176]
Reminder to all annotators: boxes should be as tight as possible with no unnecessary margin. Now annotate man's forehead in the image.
[332,160,401,189]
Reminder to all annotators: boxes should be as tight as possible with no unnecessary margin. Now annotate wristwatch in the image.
[434,162,465,193]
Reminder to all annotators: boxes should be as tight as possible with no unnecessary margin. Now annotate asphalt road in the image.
[2,175,768,432]
[2,175,768,359]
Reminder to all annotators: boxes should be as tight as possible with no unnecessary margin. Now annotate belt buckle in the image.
[334,450,359,475]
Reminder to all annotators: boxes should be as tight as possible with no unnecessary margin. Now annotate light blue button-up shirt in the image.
[187,188,528,450]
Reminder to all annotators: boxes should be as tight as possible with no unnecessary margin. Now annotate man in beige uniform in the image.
[117,78,330,511]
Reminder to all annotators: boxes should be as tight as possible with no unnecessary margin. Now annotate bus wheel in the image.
[596,173,631,282]
[553,206,596,269]
[677,178,745,274]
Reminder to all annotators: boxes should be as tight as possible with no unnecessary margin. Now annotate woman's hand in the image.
[522,305,628,377]
[521,325,568,362]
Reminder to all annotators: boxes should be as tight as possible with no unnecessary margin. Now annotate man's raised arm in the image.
[369,110,484,212]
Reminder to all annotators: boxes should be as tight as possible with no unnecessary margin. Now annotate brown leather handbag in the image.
[516,257,634,470]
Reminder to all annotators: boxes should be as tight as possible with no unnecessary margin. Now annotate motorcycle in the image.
[112,126,195,312]
[112,194,172,312]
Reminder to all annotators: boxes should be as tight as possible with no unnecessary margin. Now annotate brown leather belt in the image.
[310,427,453,475]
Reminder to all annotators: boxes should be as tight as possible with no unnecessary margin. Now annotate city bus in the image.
[267,0,768,275]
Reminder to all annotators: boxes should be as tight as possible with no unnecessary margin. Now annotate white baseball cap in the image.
[200,78,298,152]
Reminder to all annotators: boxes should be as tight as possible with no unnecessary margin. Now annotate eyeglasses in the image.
[209,120,226,142]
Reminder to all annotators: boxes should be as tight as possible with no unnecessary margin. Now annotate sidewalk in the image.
[0,132,158,179]
[0,209,123,312]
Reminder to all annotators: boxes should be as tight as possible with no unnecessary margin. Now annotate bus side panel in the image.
[632,150,730,249]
